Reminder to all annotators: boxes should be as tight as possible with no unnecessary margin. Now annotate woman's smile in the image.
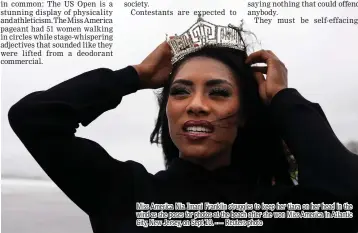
[182,120,215,141]
[166,56,240,160]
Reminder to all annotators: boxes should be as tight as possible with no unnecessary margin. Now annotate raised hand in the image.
[246,50,288,104]
[133,41,173,89]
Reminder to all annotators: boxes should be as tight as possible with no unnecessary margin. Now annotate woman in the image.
[8,18,358,232]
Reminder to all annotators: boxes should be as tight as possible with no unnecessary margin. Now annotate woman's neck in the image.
[179,149,232,171]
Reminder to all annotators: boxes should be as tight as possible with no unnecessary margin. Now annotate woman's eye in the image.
[209,88,231,97]
[169,87,190,96]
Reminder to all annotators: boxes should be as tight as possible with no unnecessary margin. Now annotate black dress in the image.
[8,66,358,233]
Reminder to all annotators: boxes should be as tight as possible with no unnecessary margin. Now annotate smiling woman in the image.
[7,16,358,233]
[164,55,241,167]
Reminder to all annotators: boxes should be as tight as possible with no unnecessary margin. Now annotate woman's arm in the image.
[246,49,358,200]
[8,66,143,215]
[269,88,358,199]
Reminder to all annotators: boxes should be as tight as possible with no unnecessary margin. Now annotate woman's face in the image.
[166,56,240,159]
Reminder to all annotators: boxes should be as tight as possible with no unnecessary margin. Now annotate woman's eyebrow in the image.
[172,78,233,87]
[172,79,193,86]
[206,79,233,87]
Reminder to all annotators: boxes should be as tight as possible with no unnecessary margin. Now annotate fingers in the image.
[245,49,280,65]
[265,50,279,60]
[253,71,265,86]
[160,40,173,56]
[245,50,270,64]
[251,66,267,74]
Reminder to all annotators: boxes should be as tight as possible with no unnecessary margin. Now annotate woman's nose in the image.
[186,93,210,116]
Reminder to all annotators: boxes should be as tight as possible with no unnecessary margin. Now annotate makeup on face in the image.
[182,120,214,141]
[166,56,240,160]
[169,78,234,99]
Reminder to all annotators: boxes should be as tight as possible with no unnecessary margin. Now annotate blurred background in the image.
[2,0,358,232]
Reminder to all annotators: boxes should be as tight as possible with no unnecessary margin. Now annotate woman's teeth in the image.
[185,126,212,133]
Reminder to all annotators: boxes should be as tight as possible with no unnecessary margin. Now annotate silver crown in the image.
[167,14,245,65]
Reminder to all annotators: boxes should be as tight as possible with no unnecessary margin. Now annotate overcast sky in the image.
[1,0,358,179]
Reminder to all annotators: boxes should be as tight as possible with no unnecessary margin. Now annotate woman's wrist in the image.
[133,64,148,89]
[133,64,143,79]
[270,87,288,102]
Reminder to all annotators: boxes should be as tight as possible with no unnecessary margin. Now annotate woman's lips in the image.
[182,131,212,140]
[182,120,214,140]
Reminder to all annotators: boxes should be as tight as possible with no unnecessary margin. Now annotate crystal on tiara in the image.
[167,14,245,65]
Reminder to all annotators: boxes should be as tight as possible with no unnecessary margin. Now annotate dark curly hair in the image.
[150,45,293,187]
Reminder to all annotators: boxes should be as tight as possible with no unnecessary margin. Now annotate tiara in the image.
[166,14,245,65]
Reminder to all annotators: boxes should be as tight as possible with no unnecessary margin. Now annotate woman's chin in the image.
[180,145,215,158]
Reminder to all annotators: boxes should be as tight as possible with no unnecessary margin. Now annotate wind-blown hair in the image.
[150,46,293,187]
